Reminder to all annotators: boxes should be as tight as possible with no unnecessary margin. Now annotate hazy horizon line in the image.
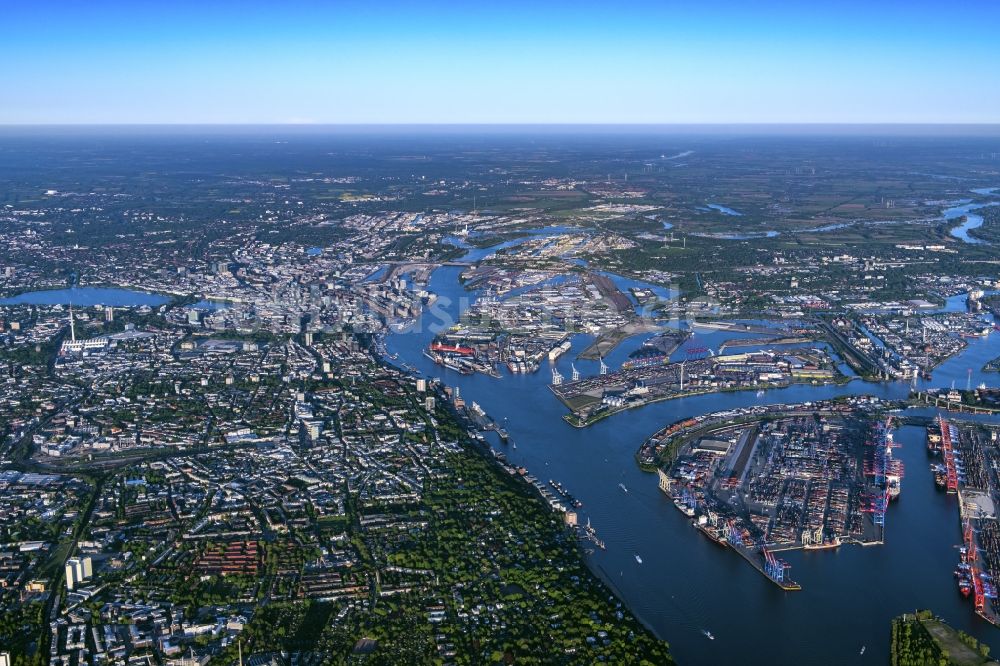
[2,122,1000,138]
[3,122,1000,126]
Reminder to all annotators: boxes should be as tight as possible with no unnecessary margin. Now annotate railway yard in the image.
[459,265,561,296]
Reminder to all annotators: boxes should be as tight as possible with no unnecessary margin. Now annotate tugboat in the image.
[634,554,643,564]
[702,630,715,641]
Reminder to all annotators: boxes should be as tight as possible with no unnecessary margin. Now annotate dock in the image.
[731,543,802,591]
[652,402,904,594]
[934,418,1000,627]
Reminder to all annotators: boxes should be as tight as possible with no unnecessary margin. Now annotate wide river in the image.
[948,187,1000,244]
[385,260,1000,664]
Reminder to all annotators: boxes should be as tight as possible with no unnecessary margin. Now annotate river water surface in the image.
[385,258,1000,665]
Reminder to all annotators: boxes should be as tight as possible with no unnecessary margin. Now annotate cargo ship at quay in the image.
[425,336,573,378]
[928,417,1000,628]
[424,340,501,377]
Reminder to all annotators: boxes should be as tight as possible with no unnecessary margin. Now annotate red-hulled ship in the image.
[430,342,475,356]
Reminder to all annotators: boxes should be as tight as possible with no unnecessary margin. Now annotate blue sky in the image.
[2,0,999,124]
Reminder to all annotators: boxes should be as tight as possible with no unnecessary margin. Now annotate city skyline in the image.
[3,0,1000,125]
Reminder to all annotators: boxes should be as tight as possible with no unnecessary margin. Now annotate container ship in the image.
[622,346,669,370]
[927,427,942,456]
[953,520,998,618]
[622,353,668,370]
[694,521,729,547]
[868,418,903,502]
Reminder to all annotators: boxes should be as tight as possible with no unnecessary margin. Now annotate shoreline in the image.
[377,346,674,648]
[557,377,849,429]
[653,403,897,593]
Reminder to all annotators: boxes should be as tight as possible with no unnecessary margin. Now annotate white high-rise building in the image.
[65,556,93,591]
[69,557,84,584]
[65,561,77,590]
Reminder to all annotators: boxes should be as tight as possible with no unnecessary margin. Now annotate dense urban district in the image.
[1,129,1000,665]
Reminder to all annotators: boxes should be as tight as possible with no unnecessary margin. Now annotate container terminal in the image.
[929,417,1000,626]
[552,347,842,427]
[645,400,901,590]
